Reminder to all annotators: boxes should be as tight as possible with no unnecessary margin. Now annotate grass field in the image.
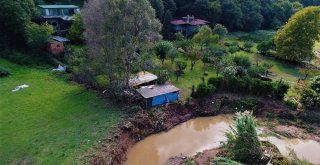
[0,58,124,164]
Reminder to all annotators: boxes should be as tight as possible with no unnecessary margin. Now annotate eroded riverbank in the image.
[90,94,320,165]
[125,115,320,165]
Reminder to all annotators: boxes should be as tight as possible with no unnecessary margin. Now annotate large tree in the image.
[149,0,165,21]
[0,0,36,49]
[163,0,177,15]
[162,10,173,39]
[83,0,161,91]
[274,6,320,62]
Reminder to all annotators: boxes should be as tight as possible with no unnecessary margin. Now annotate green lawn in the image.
[160,56,216,99]
[0,59,124,164]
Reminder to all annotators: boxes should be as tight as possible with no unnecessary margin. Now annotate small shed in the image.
[49,41,64,56]
[136,85,180,108]
[129,71,158,88]
[48,36,70,56]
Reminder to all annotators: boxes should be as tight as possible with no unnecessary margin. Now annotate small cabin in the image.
[48,41,64,56]
[136,85,180,108]
[171,15,209,36]
[48,36,70,56]
[38,5,80,35]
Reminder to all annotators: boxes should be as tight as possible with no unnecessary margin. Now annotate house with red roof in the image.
[171,15,209,36]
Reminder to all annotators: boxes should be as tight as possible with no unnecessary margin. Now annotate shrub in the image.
[157,70,169,85]
[213,24,228,39]
[224,76,290,99]
[67,13,84,43]
[208,76,224,89]
[257,39,275,55]
[233,54,251,69]
[174,39,192,50]
[301,88,320,110]
[284,98,299,110]
[175,61,187,78]
[95,75,109,89]
[247,65,265,77]
[0,66,10,77]
[25,22,54,51]
[225,111,262,164]
[155,41,174,64]
[310,75,320,93]
[243,41,254,52]
[273,80,290,99]
[192,83,216,98]
[228,46,240,54]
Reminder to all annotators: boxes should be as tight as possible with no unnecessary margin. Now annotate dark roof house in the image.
[171,15,209,36]
[38,5,80,35]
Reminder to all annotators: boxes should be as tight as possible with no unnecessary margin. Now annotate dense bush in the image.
[273,79,291,99]
[208,76,224,89]
[232,54,251,69]
[228,46,240,54]
[67,13,84,43]
[25,22,54,51]
[213,76,290,99]
[192,83,216,98]
[155,41,174,64]
[95,75,108,89]
[310,76,320,93]
[284,98,299,110]
[301,88,320,110]
[247,65,265,77]
[243,41,254,52]
[0,66,10,77]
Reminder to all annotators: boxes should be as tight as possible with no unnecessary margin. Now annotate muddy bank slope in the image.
[90,93,294,165]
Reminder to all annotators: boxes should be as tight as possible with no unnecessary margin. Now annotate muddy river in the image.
[125,115,320,165]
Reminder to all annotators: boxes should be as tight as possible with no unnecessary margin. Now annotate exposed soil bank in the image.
[90,93,319,165]
[124,115,233,165]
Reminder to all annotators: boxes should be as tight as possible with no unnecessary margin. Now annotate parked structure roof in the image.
[129,71,158,87]
[171,15,209,25]
[52,36,70,43]
[39,5,79,9]
[136,85,180,99]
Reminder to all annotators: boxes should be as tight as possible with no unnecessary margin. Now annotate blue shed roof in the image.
[39,5,79,9]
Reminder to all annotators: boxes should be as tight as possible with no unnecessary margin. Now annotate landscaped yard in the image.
[160,31,313,99]
[0,59,125,164]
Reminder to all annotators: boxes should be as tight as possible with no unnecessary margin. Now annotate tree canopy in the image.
[274,6,320,62]
[83,0,161,91]
[0,0,36,48]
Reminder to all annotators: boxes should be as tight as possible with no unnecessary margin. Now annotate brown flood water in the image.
[264,136,320,164]
[125,115,320,165]
[125,115,233,165]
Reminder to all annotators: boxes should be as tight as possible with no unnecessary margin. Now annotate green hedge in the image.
[192,83,216,98]
[206,76,290,100]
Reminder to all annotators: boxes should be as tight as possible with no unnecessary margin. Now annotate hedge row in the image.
[207,76,290,99]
